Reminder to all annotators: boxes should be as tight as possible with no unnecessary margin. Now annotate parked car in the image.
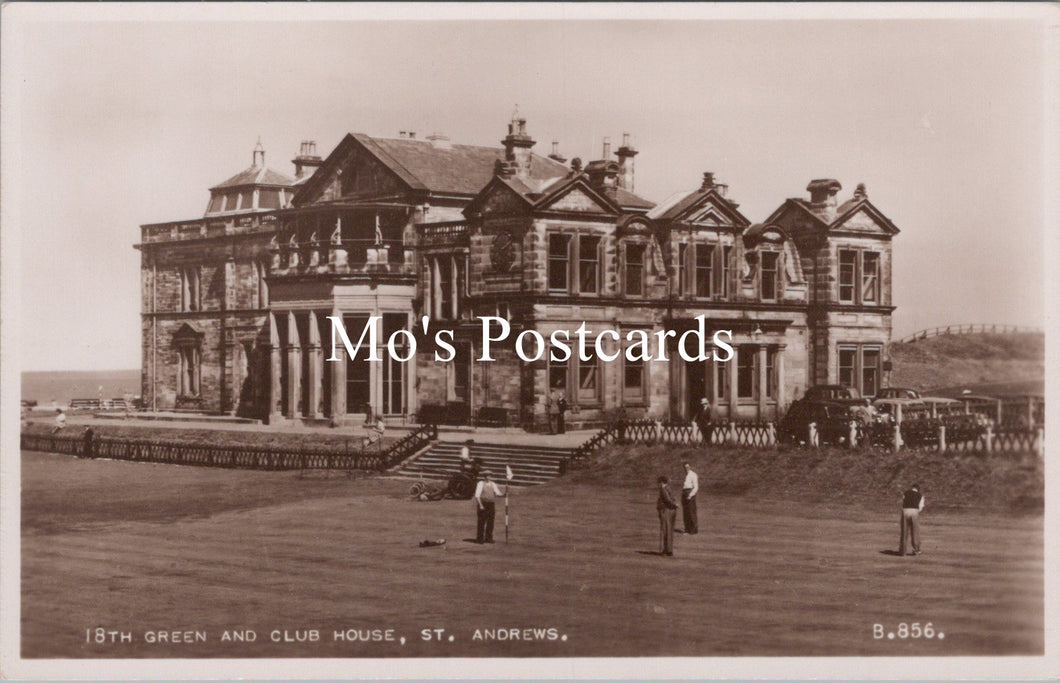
[779,401,872,447]
[802,384,863,404]
[874,387,921,401]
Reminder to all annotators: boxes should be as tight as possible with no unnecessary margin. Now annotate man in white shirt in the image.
[681,462,699,535]
[474,470,505,544]
[52,408,67,434]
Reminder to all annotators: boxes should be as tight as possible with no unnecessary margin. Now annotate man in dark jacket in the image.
[898,483,925,556]
[657,476,679,556]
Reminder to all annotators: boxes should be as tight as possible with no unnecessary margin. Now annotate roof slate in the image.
[369,138,570,196]
[211,165,296,190]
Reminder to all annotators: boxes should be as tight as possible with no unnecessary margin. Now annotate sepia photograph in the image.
[1,3,1056,680]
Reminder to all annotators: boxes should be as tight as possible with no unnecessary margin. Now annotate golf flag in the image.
[504,463,513,544]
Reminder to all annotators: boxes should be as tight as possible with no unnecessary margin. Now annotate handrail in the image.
[898,324,1042,344]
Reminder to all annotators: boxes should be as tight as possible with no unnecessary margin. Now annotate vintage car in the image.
[874,387,922,401]
[777,399,859,445]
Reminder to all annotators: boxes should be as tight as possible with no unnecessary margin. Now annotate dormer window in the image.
[760,250,780,301]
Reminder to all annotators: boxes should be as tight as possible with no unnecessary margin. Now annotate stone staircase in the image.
[395,440,574,487]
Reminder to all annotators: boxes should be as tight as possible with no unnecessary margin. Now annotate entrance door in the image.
[344,314,371,415]
[686,359,708,420]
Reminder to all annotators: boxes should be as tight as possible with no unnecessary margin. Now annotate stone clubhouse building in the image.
[136,114,898,428]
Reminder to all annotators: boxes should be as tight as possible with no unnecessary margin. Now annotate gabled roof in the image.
[764,198,830,228]
[832,199,900,234]
[765,196,899,235]
[296,133,573,204]
[210,165,295,191]
[647,186,750,226]
[532,174,622,214]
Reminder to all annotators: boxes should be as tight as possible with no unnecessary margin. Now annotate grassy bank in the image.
[889,332,1043,390]
[573,443,1043,513]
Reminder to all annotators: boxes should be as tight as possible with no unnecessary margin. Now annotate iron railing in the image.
[21,423,438,472]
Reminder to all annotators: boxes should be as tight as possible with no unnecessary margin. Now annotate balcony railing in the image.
[420,221,469,239]
[140,213,278,243]
[270,239,413,277]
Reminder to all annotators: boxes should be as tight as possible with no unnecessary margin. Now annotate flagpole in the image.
[505,462,513,544]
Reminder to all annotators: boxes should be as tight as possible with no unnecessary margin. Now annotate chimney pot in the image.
[571,157,583,173]
[701,172,715,191]
[854,183,867,199]
[602,137,611,159]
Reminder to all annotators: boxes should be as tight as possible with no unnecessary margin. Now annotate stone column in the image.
[451,254,460,319]
[268,313,283,421]
[307,310,323,418]
[757,345,768,421]
[432,257,442,320]
[728,344,738,421]
[329,308,346,418]
[285,311,301,419]
[776,346,786,412]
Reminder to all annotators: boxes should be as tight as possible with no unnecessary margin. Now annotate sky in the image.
[3,6,1053,371]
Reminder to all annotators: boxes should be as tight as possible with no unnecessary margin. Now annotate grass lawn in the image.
[21,450,1043,658]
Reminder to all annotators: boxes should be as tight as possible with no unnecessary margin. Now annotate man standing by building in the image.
[657,475,678,556]
[898,483,925,556]
[695,398,713,445]
[681,462,699,534]
[556,393,568,434]
[474,470,505,544]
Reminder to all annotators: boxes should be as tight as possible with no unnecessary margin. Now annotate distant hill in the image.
[21,369,140,407]
[889,332,1043,393]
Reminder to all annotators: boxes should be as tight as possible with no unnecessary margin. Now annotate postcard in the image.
[2,2,1056,680]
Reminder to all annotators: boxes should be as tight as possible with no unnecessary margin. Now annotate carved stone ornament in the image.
[490,231,516,272]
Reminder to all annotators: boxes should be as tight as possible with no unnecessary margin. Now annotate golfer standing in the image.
[656,476,678,556]
[681,462,699,534]
[898,483,925,556]
[474,470,505,544]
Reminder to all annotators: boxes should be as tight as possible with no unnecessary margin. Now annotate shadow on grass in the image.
[635,550,668,556]
[879,549,904,556]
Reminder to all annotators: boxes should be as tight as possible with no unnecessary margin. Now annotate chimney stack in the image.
[292,140,323,179]
[701,172,715,191]
[494,158,516,179]
[853,183,867,200]
[602,136,611,160]
[616,133,638,191]
[426,132,452,149]
[502,108,535,181]
[806,179,843,222]
[548,140,567,164]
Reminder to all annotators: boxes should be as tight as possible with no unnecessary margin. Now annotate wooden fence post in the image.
[938,424,946,453]
[1036,427,1044,457]
[767,422,776,447]
[808,422,818,448]
[984,426,993,453]
[728,420,738,446]
[848,420,858,449]
[893,423,903,452]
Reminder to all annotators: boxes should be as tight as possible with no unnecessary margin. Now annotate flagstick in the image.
[505,461,512,544]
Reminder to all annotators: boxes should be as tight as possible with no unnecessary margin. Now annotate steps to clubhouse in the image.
[395,441,573,487]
